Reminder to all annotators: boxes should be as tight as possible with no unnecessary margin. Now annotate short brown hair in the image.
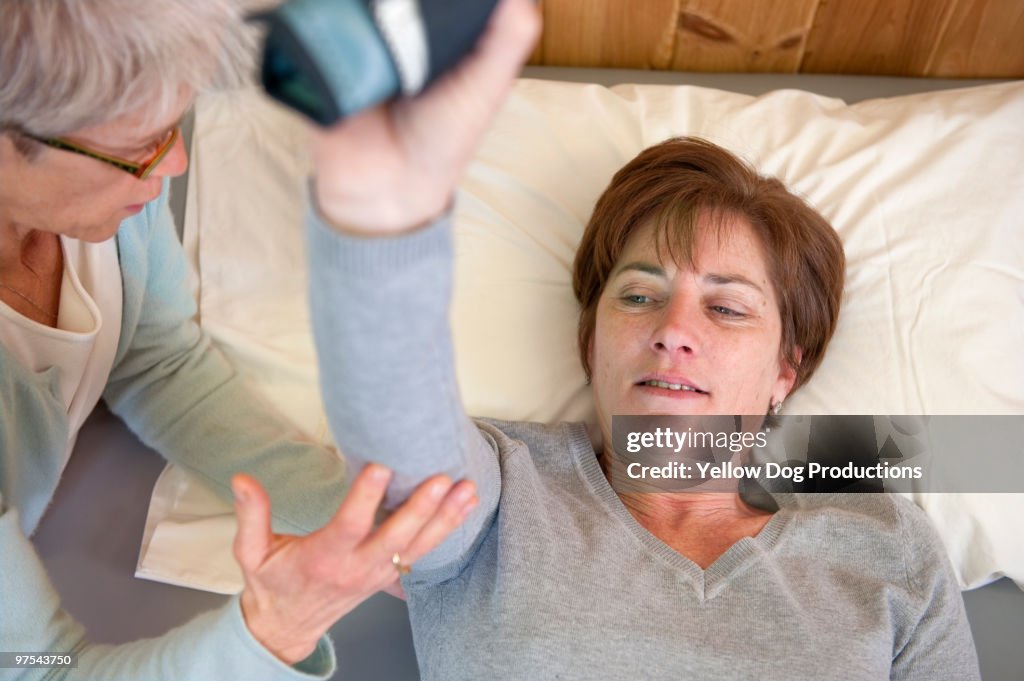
[572,137,845,393]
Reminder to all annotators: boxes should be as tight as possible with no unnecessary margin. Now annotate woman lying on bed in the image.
[0,1,478,678]
[306,0,979,678]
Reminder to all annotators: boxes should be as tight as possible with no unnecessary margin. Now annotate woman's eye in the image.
[710,304,743,317]
[623,294,652,306]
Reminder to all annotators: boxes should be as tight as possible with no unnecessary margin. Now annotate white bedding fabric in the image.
[139,80,1024,594]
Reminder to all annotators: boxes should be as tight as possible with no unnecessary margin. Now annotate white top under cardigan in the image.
[0,236,122,484]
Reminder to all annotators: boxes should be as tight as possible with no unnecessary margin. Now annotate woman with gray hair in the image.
[0,1,494,678]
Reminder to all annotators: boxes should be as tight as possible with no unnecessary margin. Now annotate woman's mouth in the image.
[637,379,709,395]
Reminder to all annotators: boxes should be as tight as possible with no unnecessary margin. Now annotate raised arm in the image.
[306,0,539,576]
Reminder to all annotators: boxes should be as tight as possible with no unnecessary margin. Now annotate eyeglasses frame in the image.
[24,126,181,180]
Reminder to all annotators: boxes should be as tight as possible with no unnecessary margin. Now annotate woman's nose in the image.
[650,296,701,355]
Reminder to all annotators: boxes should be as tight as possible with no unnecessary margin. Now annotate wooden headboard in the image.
[528,0,1024,78]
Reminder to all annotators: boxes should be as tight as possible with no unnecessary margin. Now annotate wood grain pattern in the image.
[670,0,820,73]
[800,0,960,75]
[925,0,1024,77]
[529,0,680,69]
[527,0,1024,77]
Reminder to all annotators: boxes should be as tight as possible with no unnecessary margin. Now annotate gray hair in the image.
[0,0,269,138]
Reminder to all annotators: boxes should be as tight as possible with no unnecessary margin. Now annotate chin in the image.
[631,394,713,416]
[72,222,123,243]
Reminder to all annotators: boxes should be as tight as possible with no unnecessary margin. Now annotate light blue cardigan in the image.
[0,185,343,679]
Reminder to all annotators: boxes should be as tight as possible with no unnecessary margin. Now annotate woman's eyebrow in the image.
[611,261,665,279]
[704,272,765,295]
[612,264,768,298]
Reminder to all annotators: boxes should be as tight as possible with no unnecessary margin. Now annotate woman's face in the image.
[589,214,797,442]
[0,107,188,242]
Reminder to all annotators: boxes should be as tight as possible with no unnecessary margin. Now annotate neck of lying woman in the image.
[620,489,772,525]
[617,490,774,569]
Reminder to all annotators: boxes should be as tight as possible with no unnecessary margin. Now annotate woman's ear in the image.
[774,346,802,403]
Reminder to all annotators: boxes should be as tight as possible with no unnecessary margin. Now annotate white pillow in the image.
[149,80,1024,594]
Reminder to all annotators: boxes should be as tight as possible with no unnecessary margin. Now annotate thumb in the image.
[231,473,272,574]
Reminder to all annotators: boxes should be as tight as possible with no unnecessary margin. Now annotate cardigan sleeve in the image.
[102,185,346,536]
[0,494,335,681]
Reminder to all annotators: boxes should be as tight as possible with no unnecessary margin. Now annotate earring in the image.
[765,400,783,434]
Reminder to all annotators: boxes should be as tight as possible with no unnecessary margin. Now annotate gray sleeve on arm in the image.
[890,500,981,681]
[306,210,501,573]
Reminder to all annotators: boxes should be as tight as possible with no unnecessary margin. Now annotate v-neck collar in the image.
[566,423,794,600]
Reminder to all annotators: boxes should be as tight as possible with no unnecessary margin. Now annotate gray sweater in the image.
[307,213,979,680]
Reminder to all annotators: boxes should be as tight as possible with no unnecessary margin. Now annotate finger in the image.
[407,0,541,155]
[231,473,273,574]
[322,463,393,546]
[474,0,544,81]
[358,473,455,557]
[437,0,541,100]
[399,480,478,565]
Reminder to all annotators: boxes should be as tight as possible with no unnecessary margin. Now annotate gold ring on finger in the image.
[392,552,412,576]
